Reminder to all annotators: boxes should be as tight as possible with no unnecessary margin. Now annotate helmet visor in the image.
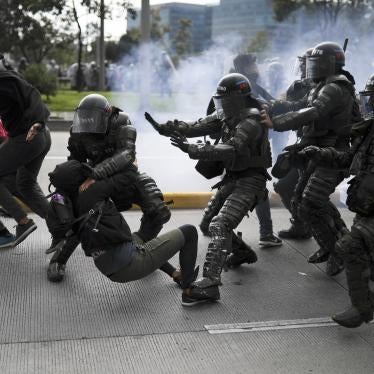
[213,95,248,119]
[71,109,109,134]
[360,93,374,118]
[306,55,335,80]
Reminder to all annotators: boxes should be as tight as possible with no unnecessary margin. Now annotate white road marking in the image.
[204,317,372,334]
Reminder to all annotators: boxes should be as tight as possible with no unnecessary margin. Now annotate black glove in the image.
[298,146,323,162]
[170,132,189,153]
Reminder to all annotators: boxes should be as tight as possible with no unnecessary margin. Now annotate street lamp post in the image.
[98,0,105,91]
[140,0,151,110]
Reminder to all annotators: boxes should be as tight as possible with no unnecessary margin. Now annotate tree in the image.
[173,18,193,62]
[150,8,170,43]
[272,0,374,30]
[0,0,68,62]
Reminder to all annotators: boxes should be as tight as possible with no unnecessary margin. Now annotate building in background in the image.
[128,2,214,54]
[211,0,300,52]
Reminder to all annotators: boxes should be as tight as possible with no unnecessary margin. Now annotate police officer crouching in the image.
[47,94,180,286]
[46,160,200,305]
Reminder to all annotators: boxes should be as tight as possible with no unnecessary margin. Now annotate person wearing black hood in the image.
[0,53,51,246]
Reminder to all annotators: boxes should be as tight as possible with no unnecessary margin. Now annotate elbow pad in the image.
[92,150,135,179]
[273,107,319,132]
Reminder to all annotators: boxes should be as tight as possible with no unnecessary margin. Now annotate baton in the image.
[144,112,160,130]
[343,38,349,52]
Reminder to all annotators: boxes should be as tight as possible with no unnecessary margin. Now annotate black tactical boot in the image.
[182,284,220,306]
[326,254,345,276]
[278,224,312,239]
[47,262,66,282]
[226,232,257,268]
[332,306,373,328]
[278,218,311,239]
[308,248,330,264]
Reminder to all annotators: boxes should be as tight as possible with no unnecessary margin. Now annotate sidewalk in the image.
[0,208,373,374]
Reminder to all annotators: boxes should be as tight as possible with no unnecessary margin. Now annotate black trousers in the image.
[0,128,51,222]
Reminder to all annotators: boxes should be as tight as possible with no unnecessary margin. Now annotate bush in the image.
[23,64,57,99]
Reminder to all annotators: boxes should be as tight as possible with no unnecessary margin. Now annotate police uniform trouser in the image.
[337,215,374,312]
[293,166,347,254]
[201,174,267,282]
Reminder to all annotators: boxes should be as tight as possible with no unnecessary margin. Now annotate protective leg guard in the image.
[326,253,345,276]
[226,232,257,268]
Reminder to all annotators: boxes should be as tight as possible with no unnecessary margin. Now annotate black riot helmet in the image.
[213,73,252,119]
[297,48,313,79]
[71,94,112,134]
[359,74,374,118]
[306,42,345,81]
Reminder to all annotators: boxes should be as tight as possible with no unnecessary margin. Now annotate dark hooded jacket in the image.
[0,70,50,137]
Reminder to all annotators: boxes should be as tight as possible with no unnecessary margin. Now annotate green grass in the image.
[42,90,178,113]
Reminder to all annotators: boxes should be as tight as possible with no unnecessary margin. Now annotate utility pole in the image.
[140,0,151,109]
[98,0,105,91]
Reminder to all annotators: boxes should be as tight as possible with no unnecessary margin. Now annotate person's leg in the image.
[332,219,374,327]
[191,175,266,302]
[298,167,347,275]
[274,168,311,239]
[130,172,175,279]
[0,130,51,245]
[109,228,186,283]
[0,219,15,248]
[16,128,51,219]
[255,197,282,247]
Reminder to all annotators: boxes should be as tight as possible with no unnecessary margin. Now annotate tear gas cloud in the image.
[109,6,373,193]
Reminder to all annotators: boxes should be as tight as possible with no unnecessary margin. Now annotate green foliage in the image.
[118,29,141,57]
[247,31,271,53]
[174,18,193,62]
[150,9,170,42]
[23,64,57,99]
[0,0,68,62]
[272,0,374,25]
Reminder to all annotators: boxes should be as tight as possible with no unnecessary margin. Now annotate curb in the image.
[12,191,343,213]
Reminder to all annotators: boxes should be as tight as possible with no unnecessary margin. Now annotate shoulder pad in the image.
[111,112,132,128]
[325,74,352,86]
[242,108,261,119]
[351,119,373,137]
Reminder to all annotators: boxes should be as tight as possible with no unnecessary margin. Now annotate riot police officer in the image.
[47,94,174,282]
[274,48,315,239]
[303,74,374,327]
[149,73,271,304]
[261,42,358,276]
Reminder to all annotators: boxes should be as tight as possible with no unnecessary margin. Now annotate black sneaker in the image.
[182,285,220,307]
[259,234,283,248]
[13,219,37,247]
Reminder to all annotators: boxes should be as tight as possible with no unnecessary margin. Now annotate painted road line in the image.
[204,317,373,334]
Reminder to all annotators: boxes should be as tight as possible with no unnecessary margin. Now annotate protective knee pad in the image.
[200,196,223,236]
